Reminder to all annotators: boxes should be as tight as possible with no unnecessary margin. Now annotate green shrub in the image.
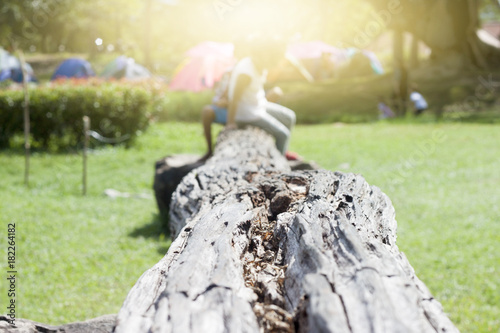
[152,90,212,123]
[0,81,153,150]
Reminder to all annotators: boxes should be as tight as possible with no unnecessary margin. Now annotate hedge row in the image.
[0,77,394,151]
[0,82,154,150]
[153,90,212,123]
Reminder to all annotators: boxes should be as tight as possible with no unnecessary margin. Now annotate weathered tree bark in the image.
[116,128,458,333]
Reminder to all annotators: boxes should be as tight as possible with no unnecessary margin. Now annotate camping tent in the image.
[287,41,350,63]
[169,41,235,92]
[51,58,95,81]
[101,56,151,80]
[284,41,350,80]
[0,48,37,83]
[346,48,384,75]
[283,41,384,80]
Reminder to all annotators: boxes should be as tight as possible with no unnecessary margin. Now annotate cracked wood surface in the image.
[115,128,458,333]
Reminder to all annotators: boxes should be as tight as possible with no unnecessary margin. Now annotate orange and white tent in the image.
[169,41,235,92]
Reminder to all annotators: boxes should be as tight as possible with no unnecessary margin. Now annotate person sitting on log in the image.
[200,69,287,161]
[226,41,297,157]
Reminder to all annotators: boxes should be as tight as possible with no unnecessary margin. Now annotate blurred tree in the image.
[365,0,500,69]
[3,0,499,71]
[0,0,33,49]
[0,0,142,53]
[2,0,377,71]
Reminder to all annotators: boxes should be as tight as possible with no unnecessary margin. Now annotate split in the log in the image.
[153,140,318,230]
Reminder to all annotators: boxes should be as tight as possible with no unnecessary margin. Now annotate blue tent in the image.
[51,58,95,80]
[101,56,151,80]
[0,48,37,83]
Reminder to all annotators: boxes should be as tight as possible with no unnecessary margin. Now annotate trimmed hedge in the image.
[153,90,212,123]
[0,82,153,150]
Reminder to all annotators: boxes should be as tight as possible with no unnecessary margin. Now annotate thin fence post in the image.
[83,116,90,196]
[18,50,30,187]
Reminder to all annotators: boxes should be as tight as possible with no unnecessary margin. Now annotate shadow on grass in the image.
[129,213,172,255]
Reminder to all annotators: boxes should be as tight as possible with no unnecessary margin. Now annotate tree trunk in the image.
[409,34,420,69]
[392,29,408,117]
[115,128,458,333]
[143,0,153,69]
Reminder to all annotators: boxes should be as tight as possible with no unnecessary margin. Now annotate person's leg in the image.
[265,102,296,130]
[201,105,216,160]
[241,112,291,154]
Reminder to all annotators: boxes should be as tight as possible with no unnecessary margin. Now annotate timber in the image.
[0,314,116,333]
[116,127,458,333]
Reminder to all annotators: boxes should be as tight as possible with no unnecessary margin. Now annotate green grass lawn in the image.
[1,122,499,332]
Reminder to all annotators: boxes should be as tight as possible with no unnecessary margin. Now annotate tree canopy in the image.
[1,0,499,68]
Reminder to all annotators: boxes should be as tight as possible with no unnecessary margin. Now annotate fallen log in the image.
[116,128,458,333]
[0,314,116,333]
